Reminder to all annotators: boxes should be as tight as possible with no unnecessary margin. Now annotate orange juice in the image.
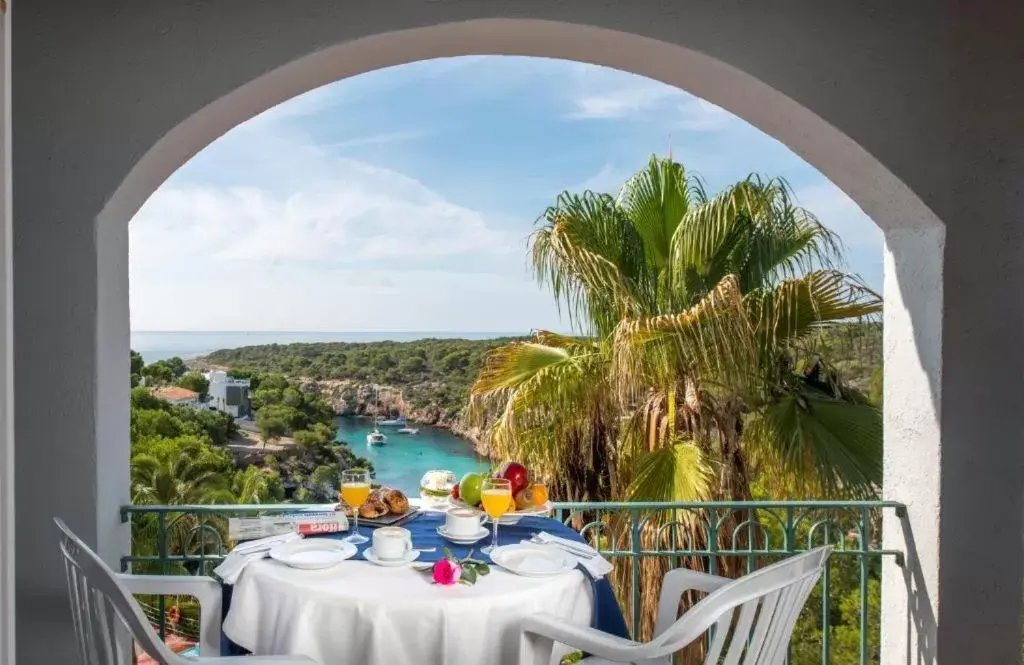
[341,482,371,507]
[481,488,512,519]
[531,483,549,506]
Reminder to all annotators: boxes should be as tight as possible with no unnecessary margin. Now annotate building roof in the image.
[150,386,200,402]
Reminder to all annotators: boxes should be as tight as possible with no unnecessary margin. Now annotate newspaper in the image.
[228,511,349,540]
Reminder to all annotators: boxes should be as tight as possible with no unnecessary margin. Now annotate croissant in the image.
[359,498,388,519]
[381,488,409,514]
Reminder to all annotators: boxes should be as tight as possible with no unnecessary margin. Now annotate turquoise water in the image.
[333,416,490,494]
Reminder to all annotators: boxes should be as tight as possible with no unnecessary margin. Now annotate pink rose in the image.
[432,559,462,585]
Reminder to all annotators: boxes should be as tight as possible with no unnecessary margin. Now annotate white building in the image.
[205,370,252,418]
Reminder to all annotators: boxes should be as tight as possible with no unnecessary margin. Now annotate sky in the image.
[129,56,882,333]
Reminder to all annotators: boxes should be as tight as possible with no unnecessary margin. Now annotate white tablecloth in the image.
[223,558,594,665]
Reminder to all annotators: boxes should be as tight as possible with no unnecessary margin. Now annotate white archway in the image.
[97,20,947,665]
[22,4,1024,662]
[101,20,941,237]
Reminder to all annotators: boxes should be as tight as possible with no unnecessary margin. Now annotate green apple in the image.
[459,471,485,506]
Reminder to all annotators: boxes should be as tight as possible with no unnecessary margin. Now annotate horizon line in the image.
[131,329,533,334]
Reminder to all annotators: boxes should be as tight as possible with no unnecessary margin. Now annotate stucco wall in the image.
[12,1,1024,663]
[0,5,12,665]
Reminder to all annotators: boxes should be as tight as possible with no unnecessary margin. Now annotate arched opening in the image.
[36,6,1024,663]
[104,19,946,663]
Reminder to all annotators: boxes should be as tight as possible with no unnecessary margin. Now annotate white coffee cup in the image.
[446,507,483,537]
[372,526,412,561]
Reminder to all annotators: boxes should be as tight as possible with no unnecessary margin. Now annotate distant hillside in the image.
[810,321,882,395]
[199,336,522,417]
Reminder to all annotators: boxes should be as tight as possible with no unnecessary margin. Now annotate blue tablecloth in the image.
[222,512,629,655]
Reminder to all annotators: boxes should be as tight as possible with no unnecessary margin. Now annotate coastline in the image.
[307,378,490,457]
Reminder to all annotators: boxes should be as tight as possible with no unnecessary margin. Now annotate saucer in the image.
[436,524,489,544]
[364,547,420,567]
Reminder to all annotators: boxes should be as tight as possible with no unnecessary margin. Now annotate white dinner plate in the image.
[364,547,421,567]
[436,524,490,544]
[489,543,578,577]
[269,538,356,570]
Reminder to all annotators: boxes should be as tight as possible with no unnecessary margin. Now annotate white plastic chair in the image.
[522,546,831,665]
[55,517,317,664]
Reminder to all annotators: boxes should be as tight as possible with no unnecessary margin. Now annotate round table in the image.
[222,556,594,665]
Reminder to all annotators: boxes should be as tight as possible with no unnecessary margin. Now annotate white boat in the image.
[366,388,388,445]
[380,391,413,430]
[367,427,387,446]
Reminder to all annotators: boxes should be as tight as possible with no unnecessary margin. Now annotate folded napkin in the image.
[529,532,614,579]
[215,532,301,584]
[518,554,567,574]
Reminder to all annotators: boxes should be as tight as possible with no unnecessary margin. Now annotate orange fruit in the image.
[506,493,517,513]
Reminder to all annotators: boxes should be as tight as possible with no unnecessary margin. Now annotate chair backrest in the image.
[55,518,186,665]
[647,547,831,665]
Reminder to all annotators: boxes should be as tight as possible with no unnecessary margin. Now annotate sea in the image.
[131,330,509,495]
[334,416,490,494]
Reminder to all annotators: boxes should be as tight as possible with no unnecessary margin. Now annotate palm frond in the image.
[626,441,713,502]
[617,156,692,270]
[612,275,756,397]
[531,192,651,335]
[746,270,882,350]
[745,386,883,498]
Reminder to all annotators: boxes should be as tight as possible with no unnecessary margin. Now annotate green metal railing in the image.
[121,500,905,664]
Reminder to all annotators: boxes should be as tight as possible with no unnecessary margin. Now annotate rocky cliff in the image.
[299,378,491,456]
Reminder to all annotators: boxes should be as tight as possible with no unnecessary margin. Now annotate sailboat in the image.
[384,391,418,434]
[366,389,388,446]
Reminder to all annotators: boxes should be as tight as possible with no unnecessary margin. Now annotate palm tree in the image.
[469,157,882,638]
[232,465,285,504]
[130,448,236,573]
[131,451,235,505]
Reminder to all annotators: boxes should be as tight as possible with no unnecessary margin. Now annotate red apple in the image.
[498,462,530,495]
[451,482,461,501]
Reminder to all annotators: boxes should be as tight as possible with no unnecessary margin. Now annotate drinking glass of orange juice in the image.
[480,477,512,555]
[531,482,549,506]
[341,469,371,544]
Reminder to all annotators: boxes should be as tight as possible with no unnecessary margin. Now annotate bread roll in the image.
[382,488,409,514]
[359,498,388,519]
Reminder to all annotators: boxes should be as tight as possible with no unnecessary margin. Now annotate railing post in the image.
[821,550,831,664]
[630,509,641,639]
[746,507,755,575]
[157,511,167,642]
[707,508,719,576]
[859,507,869,665]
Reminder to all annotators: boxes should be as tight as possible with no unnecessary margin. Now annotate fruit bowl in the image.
[451,499,553,525]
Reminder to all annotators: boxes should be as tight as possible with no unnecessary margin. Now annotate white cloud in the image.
[329,130,428,149]
[129,103,526,331]
[676,98,734,132]
[569,86,680,119]
[564,64,736,133]
[569,162,627,194]
[130,263,561,332]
